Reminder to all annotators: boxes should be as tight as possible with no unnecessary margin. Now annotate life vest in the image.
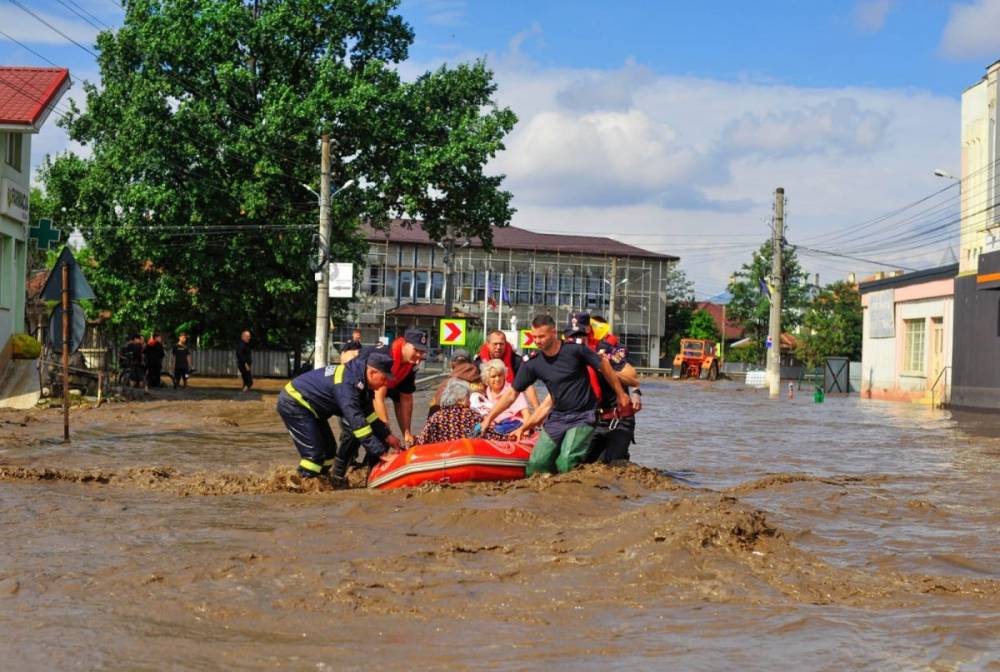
[478,342,515,384]
[568,336,603,401]
[387,337,415,389]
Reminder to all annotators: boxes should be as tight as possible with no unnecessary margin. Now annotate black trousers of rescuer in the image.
[276,390,336,474]
[586,416,635,463]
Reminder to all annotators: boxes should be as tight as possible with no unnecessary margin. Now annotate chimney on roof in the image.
[875,271,885,280]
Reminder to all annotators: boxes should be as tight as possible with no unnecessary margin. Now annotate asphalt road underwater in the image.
[1,378,998,670]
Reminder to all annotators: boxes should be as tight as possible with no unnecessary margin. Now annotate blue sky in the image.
[401,0,980,95]
[3,0,1000,295]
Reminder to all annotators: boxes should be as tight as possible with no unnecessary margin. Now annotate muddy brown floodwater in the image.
[1,377,999,670]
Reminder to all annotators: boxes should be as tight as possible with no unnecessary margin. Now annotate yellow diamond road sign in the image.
[439,318,467,346]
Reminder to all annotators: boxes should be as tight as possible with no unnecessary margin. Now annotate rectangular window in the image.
[431,271,444,300]
[0,234,11,308]
[5,133,23,172]
[399,270,413,301]
[903,318,926,373]
[384,269,397,298]
[401,246,416,267]
[417,246,432,267]
[415,270,429,301]
[475,271,486,302]
[367,266,383,296]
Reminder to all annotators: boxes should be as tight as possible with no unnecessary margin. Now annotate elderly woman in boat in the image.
[471,359,530,435]
[415,379,504,445]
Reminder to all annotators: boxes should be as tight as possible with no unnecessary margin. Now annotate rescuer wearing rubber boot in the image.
[481,315,630,475]
[564,313,642,463]
[588,336,642,462]
[277,352,401,486]
[333,328,427,475]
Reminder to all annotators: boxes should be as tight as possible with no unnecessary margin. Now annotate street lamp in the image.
[933,168,959,181]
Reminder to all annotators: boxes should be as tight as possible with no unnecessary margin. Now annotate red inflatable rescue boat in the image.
[367,437,536,490]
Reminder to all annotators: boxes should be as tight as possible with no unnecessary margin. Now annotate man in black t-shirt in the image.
[481,315,630,475]
[172,332,192,389]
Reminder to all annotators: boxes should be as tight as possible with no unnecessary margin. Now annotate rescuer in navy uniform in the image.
[277,351,402,485]
[333,328,427,479]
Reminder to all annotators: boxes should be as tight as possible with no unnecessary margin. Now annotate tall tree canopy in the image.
[795,281,862,368]
[726,240,808,363]
[42,0,516,347]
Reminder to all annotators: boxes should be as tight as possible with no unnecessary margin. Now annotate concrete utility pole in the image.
[314,134,331,369]
[767,187,785,398]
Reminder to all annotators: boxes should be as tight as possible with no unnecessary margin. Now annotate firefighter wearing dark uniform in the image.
[332,328,427,479]
[588,338,638,462]
[563,313,640,464]
[277,351,396,480]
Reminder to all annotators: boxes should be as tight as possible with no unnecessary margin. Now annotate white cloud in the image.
[468,53,960,291]
[0,6,99,46]
[939,0,1000,59]
[721,98,891,157]
[855,0,893,33]
[409,0,467,27]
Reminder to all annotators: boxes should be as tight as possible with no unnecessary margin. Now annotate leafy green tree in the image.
[795,281,862,368]
[661,265,695,363]
[688,309,720,342]
[42,0,515,348]
[726,240,808,364]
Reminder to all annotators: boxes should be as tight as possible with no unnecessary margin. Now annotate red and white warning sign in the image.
[439,318,467,346]
[519,329,537,350]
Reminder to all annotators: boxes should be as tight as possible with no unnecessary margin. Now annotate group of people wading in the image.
[277,312,642,487]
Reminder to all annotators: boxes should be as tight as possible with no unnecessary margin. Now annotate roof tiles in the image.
[0,67,70,128]
[365,220,675,261]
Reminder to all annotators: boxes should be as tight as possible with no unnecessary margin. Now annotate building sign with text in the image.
[0,178,30,224]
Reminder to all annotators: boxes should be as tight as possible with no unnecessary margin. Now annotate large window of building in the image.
[384,269,397,298]
[903,318,926,373]
[417,246,432,267]
[415,271,429,302]
[460,271,474,302]
[515,270,530,305]
[367,266,384,296]
[475,271,486,302]
[431,271,444,300]
[399,270,413,301]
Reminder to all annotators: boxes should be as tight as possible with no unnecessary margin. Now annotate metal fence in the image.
[184,350,292,378]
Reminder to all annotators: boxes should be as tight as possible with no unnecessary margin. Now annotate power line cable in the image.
[6,0,99,58]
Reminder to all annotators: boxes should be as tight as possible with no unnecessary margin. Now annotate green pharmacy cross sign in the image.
[29,218,62,251]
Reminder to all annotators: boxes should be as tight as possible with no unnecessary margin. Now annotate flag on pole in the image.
[758,277,771,298]
[486,275,497,310]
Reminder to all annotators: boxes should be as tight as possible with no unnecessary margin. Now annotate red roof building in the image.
[0,67,71,131]
[695,301,744,340]
[0,66,70,133]
[365,220,676,261]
